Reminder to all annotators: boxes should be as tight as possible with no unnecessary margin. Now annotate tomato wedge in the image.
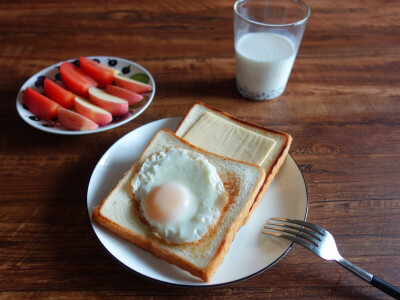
[60,62,98,97]
[79,57,117,87]
[44,78,75,109]
[22,87,61,120]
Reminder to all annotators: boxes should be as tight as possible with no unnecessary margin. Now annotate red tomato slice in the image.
[79,57,116,87]
[22,87,61,120]
[44,78,75,109]
[60,62,98,97]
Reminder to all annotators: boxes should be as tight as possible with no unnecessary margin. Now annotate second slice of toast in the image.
[175,102,292,223]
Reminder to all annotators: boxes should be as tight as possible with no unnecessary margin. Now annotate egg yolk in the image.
[144,182,192,224]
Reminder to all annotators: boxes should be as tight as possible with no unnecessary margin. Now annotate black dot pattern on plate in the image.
[92,58,100,63]
[29,115,41,121]
[35,76,45,89]
[122,65,131,74]
[72,59,80,67]
[108,59,118,67]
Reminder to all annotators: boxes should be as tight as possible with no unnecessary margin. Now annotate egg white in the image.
[132,147,227,244]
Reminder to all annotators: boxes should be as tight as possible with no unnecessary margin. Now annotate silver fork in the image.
[263,218,400,299]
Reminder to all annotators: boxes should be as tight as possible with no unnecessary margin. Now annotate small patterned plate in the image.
[16,56,156,135]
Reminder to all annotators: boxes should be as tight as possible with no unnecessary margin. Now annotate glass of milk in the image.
[234,0,310,100]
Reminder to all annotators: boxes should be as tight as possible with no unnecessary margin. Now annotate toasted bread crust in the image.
[245,132,292,223]
[92,129,265,282]
[93,206,208,280]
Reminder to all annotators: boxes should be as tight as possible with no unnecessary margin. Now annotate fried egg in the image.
[132,147,228,244]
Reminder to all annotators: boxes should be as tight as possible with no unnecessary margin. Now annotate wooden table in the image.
[1,0,399,298]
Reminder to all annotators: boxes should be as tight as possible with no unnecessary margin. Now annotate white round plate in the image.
[87,117,308,286]
[16,56,155,135]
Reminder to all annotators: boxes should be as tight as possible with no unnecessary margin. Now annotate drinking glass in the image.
[234,0,310,100]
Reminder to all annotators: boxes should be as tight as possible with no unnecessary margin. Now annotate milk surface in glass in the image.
[235,32,296,100]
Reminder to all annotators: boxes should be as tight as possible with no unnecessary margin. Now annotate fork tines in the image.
[262,218,325,251]
[263,219,400,298]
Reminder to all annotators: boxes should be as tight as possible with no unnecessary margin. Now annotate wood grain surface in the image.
[1,0,399,299]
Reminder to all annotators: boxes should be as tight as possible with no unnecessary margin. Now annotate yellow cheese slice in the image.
[182,112,276,165]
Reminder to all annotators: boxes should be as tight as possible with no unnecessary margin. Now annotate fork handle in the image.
[338,258,400,299]
[371,276,400,300]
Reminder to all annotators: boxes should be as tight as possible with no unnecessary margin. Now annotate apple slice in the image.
[58,107,99,131]
[113,74,152,94]
[88,87,128,116]
[105,85,143,105]
[74,96,112,126]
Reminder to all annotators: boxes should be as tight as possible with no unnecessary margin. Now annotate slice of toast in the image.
[92,129,265,282]
[175,102,292,223]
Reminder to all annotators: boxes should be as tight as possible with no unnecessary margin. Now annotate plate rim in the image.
[16,56,156,135]
[87,116,309,287]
